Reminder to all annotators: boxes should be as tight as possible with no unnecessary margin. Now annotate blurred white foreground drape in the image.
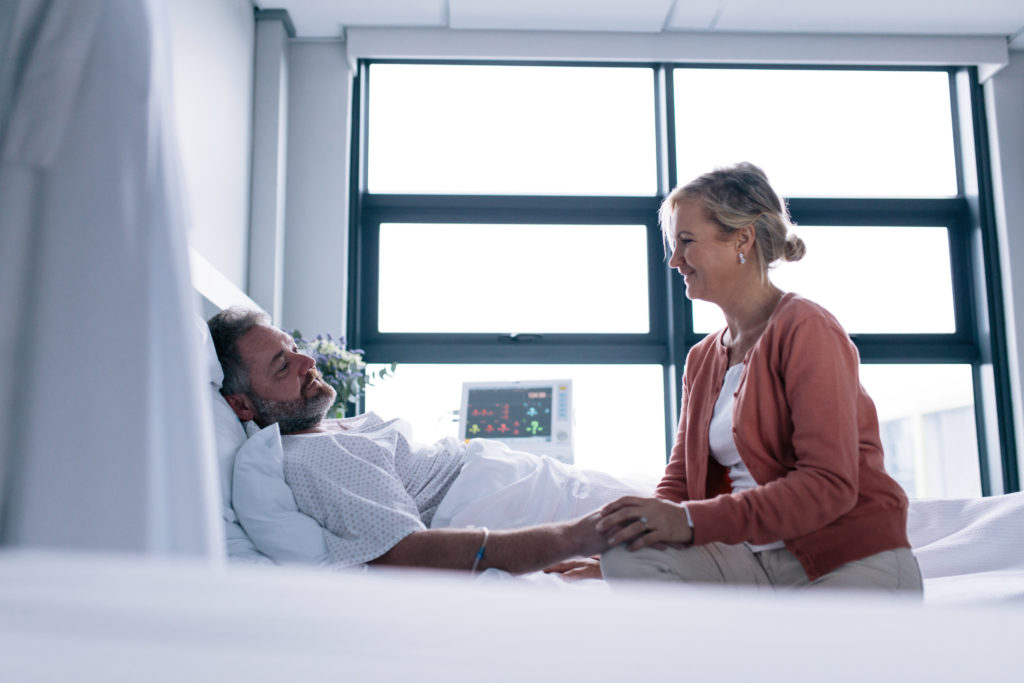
[0,0,222,558]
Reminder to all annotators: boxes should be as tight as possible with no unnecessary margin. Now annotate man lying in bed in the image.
[208,307,624,576]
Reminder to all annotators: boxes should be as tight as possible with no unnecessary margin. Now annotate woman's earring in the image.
[738,252,746,265]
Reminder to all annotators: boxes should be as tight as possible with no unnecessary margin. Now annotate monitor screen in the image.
[464,386,552,439]
[459,380,573,463]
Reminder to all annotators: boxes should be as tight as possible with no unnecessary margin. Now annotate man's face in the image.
[234,325,336,433]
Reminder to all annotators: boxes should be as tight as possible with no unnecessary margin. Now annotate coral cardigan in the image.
[656,293,911,581]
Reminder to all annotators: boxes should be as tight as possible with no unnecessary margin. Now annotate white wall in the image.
[167,0,255,290]
[985,50,1024,477]
[281,41,351,339]
[248,16,291,322]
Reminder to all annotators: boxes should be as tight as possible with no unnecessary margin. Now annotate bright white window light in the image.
[378,223,650,334]
[368,64,657,196]
[693,226,956,334]
[674,69,957,198]
[861,364,980,499]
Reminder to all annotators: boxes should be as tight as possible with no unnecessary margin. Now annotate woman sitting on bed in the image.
[595,162,922,593]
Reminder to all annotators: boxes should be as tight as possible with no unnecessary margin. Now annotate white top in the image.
[282,413,467,567]
[708,364,784,552]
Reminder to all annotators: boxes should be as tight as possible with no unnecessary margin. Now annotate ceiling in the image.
[268,0,1024,48]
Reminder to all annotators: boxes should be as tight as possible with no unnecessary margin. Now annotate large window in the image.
[350,61,1017,497]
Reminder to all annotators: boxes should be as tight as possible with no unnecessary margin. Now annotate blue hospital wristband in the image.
[471,526,489,573]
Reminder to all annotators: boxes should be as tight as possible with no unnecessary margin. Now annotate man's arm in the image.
[370,512,608,575]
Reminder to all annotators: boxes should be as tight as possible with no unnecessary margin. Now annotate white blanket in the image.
[431,439,651,530]
[906,492,1024,603]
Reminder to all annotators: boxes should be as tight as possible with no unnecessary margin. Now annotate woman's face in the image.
[667,199,740,305]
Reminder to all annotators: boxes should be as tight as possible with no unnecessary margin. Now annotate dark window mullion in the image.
[958,67,1019,493]
[786,197,965,227]
[677,334,977,365]
[361,193,660,219]
[852,335,979,363]
[946,212,979,346]
[347,62,369,355]
[660,63,685,454]
[360,339,669,365]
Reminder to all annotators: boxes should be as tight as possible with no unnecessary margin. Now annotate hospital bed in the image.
[193,312,1024,608]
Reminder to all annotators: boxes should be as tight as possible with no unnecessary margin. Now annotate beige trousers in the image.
[601,542,923,595]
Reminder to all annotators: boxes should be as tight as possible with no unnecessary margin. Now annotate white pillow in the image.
[198,313,225,388]
[232,421,331,565]
[196,315,272,564]
[210,390,246,524]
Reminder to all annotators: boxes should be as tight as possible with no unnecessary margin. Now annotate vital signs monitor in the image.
[458,379,574,464]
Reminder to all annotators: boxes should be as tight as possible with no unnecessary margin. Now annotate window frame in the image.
[347,59,1019,496]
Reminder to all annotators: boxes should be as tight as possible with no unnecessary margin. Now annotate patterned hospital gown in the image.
[282,413,467,567]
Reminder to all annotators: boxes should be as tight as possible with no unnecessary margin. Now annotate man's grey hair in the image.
[207,306,271,396]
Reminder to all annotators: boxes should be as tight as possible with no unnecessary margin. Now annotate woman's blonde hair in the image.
[659,162,805,275]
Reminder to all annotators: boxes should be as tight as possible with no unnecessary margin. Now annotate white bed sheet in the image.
[1,550,1022,682]
[432,438,652,529]
[906,491,1024,604]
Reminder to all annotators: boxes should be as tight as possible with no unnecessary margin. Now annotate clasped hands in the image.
[595,496,693,552]
[544,496,694,582]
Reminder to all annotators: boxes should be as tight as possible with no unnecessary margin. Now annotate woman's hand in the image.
[596,496,693,551]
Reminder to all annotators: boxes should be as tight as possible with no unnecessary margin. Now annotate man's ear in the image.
[224,393,256,422]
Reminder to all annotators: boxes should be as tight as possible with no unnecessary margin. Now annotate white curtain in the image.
[0,0,222,559]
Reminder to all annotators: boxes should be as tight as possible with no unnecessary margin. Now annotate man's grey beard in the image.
[247,382,337,435]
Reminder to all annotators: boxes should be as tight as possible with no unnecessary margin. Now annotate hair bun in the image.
[783,234,806,262]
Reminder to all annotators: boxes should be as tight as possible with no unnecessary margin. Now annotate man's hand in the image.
[597,496,693,551]
[543,557,602,582]
[566,510,613,558]
[371,512,615,576]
